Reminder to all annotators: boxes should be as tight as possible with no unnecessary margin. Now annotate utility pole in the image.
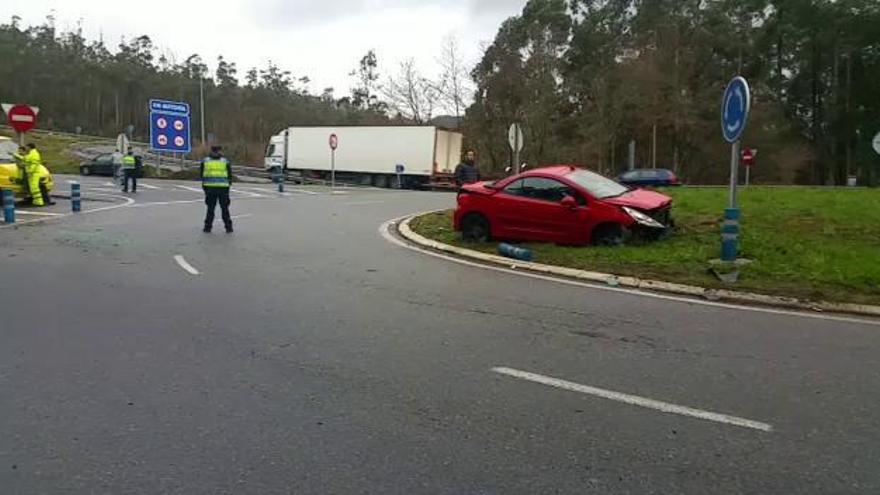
[652,123,657,169]
[199,77,206,146]
[628,140,636,171]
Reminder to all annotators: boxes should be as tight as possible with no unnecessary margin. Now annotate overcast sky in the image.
[8,0,525,97]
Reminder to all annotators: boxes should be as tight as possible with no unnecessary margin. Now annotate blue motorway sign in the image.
[149,99,191,153]
[721,77,750,143]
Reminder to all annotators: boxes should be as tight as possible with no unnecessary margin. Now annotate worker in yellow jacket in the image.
[24,144,46,206]
[22,143,54,206]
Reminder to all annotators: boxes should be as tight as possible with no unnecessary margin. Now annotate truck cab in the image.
[264,134,285,171]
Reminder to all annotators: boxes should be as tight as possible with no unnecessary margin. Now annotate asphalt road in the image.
[2,175,879,494]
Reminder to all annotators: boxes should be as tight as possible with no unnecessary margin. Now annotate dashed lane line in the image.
[492,366,773,433]
[173,255,200,276]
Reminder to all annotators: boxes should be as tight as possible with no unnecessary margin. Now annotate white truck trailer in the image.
[264,126,463,188]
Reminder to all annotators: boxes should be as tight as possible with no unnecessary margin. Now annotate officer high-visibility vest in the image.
[202,158,230,187]
[122,155,136,169]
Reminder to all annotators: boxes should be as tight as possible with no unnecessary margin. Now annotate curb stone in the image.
[398,212,880,319]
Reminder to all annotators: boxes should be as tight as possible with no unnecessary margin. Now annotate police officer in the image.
[121,149,137,193]
[200,145,233,233]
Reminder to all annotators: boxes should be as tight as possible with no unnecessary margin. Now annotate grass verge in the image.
[409,187,880,306]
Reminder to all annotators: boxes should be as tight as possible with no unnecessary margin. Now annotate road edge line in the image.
[389,211,880,321]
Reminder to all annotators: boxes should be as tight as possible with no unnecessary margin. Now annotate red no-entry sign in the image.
[4,104,39,133]
[329,133,338,150]
[741,147,756,167]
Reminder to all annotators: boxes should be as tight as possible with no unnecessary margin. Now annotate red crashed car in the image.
[454,166,673,246]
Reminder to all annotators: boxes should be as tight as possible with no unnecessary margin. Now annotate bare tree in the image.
[436,35,472,117]
[382,58,439,124]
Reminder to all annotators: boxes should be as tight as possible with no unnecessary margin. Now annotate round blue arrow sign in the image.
[721,76,751,143]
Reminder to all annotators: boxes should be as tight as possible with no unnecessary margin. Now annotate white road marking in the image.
[236,187,273,196]
[129,199,203,208]
[378,218,880,327]
[174,185,203,193]
[15,211,65,217]
[138,183,161,190]
[1,193,135,230]
[331,190,349,195]
[231,188,265,198]
[287,188,319,195]
[230,214,253,220]
[173,255,200,276]
[346,201,386,206]
[492,367,773,433]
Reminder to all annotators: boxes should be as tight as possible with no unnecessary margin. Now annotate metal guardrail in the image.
[3,125,426,189]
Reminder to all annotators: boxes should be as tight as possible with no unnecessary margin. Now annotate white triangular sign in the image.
[1,103,12,115]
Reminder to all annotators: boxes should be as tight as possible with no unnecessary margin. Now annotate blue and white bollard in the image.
[498,243,533,262]
[71,182,81,213]
[2,189,15,223]
[721,208,740,262]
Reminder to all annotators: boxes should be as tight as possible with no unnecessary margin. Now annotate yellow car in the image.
[0,137,54,202]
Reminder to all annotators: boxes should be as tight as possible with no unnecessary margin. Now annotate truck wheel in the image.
[461,213,491,242]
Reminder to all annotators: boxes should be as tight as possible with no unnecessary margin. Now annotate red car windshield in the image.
[566,169,629,199]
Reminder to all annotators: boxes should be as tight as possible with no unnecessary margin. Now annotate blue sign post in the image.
[395,163,405,189]
[149,99,191,154]
[720,77,751,262]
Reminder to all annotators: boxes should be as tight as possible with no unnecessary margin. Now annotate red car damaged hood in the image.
[602,188,671,211]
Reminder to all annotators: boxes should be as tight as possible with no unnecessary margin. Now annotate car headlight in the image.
[622,206,665,228]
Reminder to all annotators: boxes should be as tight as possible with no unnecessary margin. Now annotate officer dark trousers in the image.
[204,187,232,232]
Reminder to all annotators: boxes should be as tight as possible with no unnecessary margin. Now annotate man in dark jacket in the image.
[454,150,480,186]
[200,146,234,233]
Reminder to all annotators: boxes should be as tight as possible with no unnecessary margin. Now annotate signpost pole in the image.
[720,77,750,264]
[872,131,880,185]
[513,132,521,175]
[328,133,338,188]
[729,141,740,208]
[395,164,405,189]
[745,161,750,187]
[721,140,742,263]
[508,123,524,175]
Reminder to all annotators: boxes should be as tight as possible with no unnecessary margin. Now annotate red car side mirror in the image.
[561,195,578,209]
